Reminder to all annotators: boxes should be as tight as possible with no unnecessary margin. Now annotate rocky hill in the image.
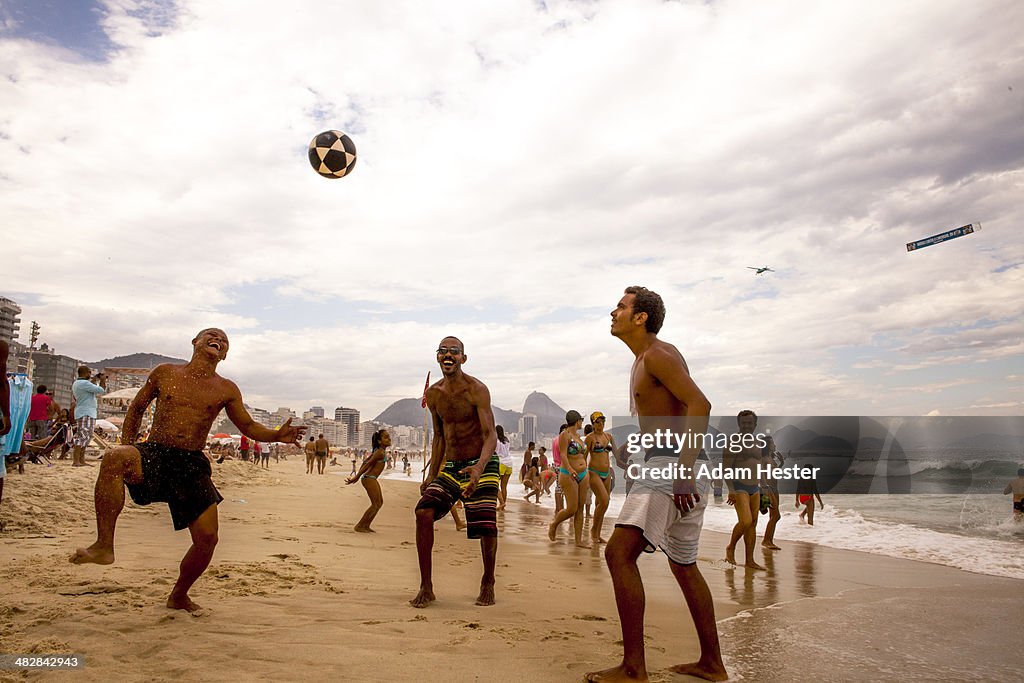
[87,352,188,369]
[521,391,568,434]
[374,391,567,434]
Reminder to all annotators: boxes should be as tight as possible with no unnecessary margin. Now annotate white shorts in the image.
[615,480,709,565]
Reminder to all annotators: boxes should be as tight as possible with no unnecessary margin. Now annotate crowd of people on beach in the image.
[3,287,1024,683]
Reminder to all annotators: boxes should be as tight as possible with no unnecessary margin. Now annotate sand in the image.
[1,456,1020,682]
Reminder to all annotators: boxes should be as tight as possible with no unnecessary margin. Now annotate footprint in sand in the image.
[542,631,579,641]
[56,583,127,596]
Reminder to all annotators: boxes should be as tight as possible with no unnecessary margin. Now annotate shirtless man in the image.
[315,433,330,475]
[69,329,305,611]
[724,410,766,569]
[304,436,316,474]
[587,286,726,683]
[1005,468,1024,519]
[411,336,500,608]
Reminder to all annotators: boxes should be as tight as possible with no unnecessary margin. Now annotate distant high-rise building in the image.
[519,413,538,444]
[249,406,272,428]
[358,420,382,448]
[6,340,31,374]
[267,407,297,429]
[335,407,360,446]
[31,349,79,408]
[0,297,21,343]
[310,406,325,418]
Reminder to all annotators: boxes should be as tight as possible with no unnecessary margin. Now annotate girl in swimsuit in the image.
[584,411,615,544]
[346,429,389,533]
[541,463,556,495]
[496,425,514,510]
[548,410,591,548]
[523,457,542,503]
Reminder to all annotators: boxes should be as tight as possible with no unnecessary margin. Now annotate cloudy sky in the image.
[2,0,1022,421]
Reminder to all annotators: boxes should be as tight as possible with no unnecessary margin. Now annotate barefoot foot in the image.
[70,543,114,565]
[745,561,766,571]
[761,542,781,550]
[668,661,728,681]
[584,662,648,682]
[475,583,495,606]
[166,594,203,612]
[548,523,557,542]
[353,525,375,533]
[575,540,593,549]
[724,546,736,565]
[410,587,436,608]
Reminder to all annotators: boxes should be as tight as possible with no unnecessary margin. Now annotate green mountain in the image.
[87,352,188,369]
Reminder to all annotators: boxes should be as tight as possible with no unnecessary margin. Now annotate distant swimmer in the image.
[1004,468,1024,519]
[70,329,305,612]
[747,266,774,275]
[760,434,784,551]
[796,468,824,525]
[411,336,500,608]
[724,410,766,570]
[346,429,389,532]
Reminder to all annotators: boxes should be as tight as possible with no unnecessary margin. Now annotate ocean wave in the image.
[700,504,1024,580]
[844,458,1019,478]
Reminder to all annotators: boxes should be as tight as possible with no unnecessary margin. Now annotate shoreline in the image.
[1,458,1020,681]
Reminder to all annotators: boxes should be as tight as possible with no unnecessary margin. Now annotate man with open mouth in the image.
[411,336,501,608]
[70,328,306,612]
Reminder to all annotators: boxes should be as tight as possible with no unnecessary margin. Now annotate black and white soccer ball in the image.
[308,130,357,179]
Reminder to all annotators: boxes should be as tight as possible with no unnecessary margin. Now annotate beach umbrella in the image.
[94,419,119,432]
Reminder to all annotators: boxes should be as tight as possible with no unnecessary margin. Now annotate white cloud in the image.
[2,0,1022,419]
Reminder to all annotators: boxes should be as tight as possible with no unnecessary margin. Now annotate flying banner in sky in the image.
[906,222,981,252]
